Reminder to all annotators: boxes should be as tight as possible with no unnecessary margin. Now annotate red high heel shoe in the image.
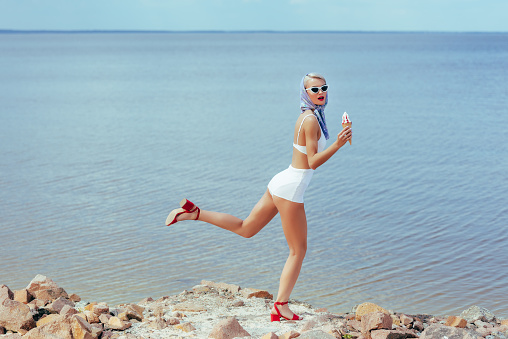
[165,199,200,226]
[270,301,301,322]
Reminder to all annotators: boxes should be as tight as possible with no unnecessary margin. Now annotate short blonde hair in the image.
[304,73,326,87]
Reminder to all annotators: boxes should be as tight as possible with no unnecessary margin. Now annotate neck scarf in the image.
[299,75,329,140]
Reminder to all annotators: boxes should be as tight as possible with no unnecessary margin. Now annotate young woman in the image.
[166,73,352,321]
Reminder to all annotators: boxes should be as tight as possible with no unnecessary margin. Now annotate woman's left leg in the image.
[271,196,307,319]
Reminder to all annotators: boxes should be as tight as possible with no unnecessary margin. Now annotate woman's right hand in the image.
[336,126,352,148]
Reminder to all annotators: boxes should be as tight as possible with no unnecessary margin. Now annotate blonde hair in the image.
[304,73,326,87]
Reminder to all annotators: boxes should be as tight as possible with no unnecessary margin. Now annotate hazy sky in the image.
[1,0,507,32]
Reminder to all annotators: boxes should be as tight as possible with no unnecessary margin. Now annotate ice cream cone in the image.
[342,122,352,144]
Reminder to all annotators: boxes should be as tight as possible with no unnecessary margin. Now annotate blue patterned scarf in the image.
[299,75,329,140]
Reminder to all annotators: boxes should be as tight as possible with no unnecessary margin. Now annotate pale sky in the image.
[1,0,507,32]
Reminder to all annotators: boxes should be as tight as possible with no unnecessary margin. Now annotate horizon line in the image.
[1,29,506,34]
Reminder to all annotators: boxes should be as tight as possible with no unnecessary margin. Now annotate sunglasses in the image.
[305,85,328,94]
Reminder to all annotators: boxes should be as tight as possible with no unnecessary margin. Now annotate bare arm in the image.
[304,118,352,170]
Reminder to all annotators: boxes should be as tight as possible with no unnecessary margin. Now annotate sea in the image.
[1,31,507,318]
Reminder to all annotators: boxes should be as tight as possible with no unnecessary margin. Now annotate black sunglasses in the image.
[305,85,328,94]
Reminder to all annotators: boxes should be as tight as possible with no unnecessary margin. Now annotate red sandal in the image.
[165,199,200,226]
[270,301,301,322]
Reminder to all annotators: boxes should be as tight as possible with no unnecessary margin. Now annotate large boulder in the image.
[25,274,68,303]
[0,299,36,334]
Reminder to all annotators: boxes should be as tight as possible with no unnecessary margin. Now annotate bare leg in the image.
[176,190,278,238]
[271,196,307,319]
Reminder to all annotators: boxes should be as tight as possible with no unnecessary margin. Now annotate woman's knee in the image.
[288,243,307,259]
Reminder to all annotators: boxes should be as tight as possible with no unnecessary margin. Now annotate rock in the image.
[445,315,467,328]
[370,328,419,339]
[476,326,493,337]
[261,332,278,339]
[420,324,480,339]
[301,318,318,332]
[71,315,95,339]
[297,329,336,338]
[48,296,75,313]
[279,330,301,338]
[118,304,144,321]
[13,289,33,304]
[474,319,494,328]
[90,323,103,338]
[192,284,211,293]
[85,302,97,311]
[25,314,73,339]
[209,317,250,339]
[355,302,390,321]
[175,322,196,332]
[0,285,14,303]
[0,325,4,334]
[232,300,245,307]
[391,315,401,326]
[347,319,363,332]
[413,320,424,331]
[68,293,81,302]
[92,304,109,315]
[240,287,273,299]
[25,274,68,303]
[99,313,112,324]
[29,298,46,308]
[201,280,241,294]
[107,316,131,330]
[2,334,23,339]
[399,314,413,326]
[167,317,180,325]
[153,305,165,318]
[36,314,62,327]
[60,304,79,316]
[85,310,100,324]
[362,311,393,333]
[501,319,508,326]
[460,305,496,323]
[0,299,36,334]
[173,301,207,312]
[149,317,168,330]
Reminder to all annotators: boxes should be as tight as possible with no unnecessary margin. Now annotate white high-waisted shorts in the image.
[267,165,314,203]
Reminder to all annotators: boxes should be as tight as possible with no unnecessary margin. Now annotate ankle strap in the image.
[274,301,288,305]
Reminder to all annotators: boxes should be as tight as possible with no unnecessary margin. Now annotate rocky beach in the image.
[1,275,508,339]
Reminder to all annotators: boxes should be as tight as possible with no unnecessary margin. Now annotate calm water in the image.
[1,32,507,318]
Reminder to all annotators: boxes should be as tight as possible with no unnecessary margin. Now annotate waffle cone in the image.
[342,122,352,144]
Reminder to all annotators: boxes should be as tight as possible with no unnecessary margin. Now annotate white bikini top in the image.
[293,114,327,155]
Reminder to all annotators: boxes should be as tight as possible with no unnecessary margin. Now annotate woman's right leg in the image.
[177,189,278,238]
[271,196,308,320]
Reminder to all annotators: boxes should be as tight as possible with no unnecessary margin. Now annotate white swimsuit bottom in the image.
[267,165,314,203]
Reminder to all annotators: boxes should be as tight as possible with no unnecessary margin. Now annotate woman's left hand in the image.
[336,126,352,148]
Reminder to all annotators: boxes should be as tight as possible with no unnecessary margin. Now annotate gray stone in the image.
[420,324,481,339]
[460,305,496,323]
